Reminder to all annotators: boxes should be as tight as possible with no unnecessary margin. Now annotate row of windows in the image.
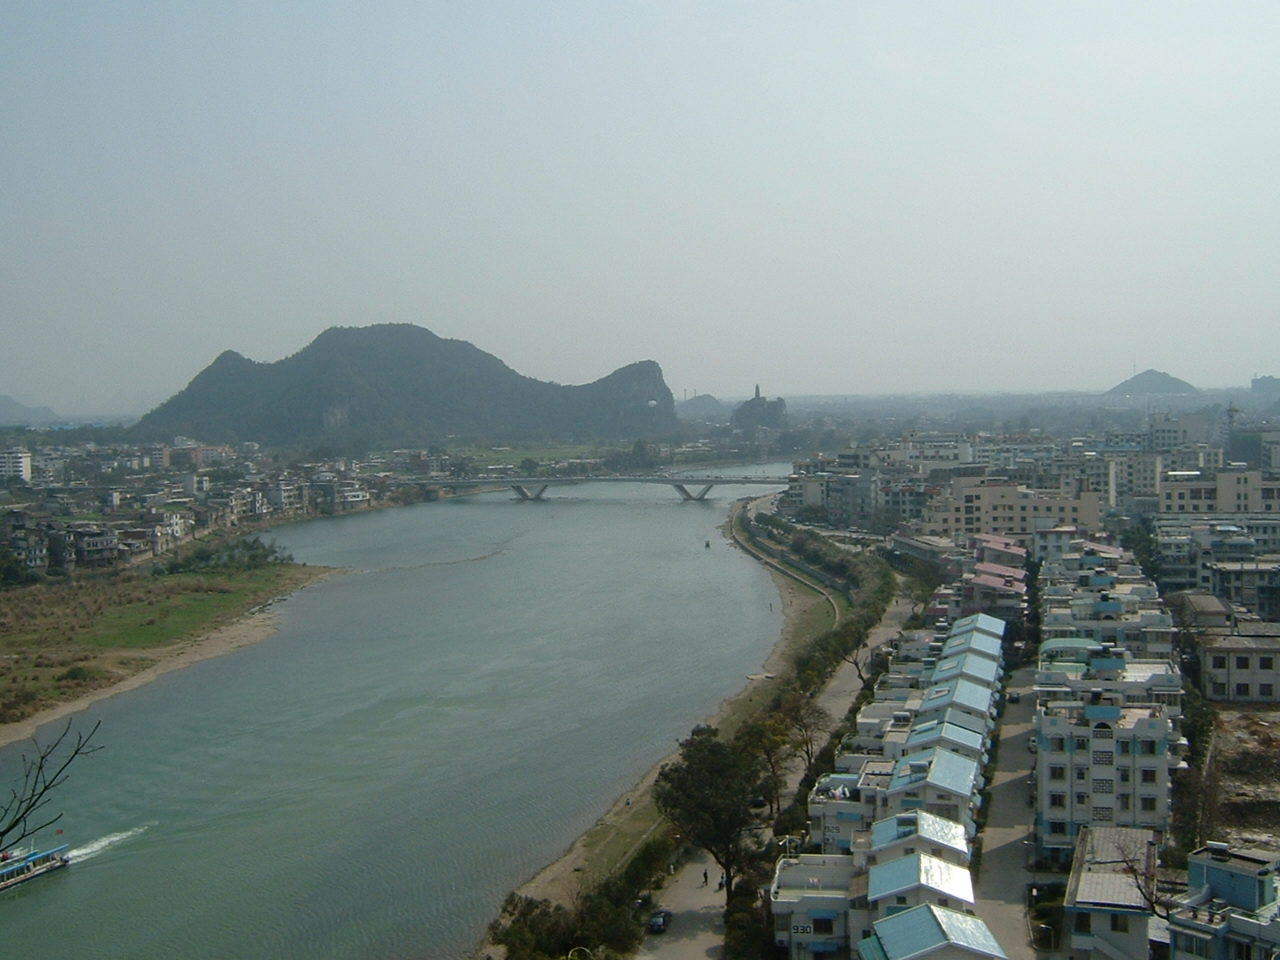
[1210,681,1276,698]
[1047,766,1159,783]
[1044,737,1158,755]
[1209,655,1276,670]
[1047,792,1158,811]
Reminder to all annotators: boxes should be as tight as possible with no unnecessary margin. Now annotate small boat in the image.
[0,845,70,893]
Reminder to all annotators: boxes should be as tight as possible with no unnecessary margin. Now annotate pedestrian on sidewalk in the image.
[702,869,708,887]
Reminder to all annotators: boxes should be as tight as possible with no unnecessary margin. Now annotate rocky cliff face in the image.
[134,324,677,448]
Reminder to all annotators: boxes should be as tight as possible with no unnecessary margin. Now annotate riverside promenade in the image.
[635,589,916,960]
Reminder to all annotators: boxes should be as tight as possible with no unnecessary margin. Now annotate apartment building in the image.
[1160,469,1280,516]
[1197,625,1280,703]
[1167,842,1280,960]
[923,476,1105,540]
[1033,697,1183,864]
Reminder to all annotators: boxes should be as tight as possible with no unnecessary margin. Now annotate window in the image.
[1093,750,1114,765]
[1048,821,1067,835]
[1141,769,1157,784]
[1237,683,1251,698]
[1238,656,1251,670]
[1212,656,1227,669]
[1075,792,1088,805]
[1094,806,1113,821]
[1262,684,1274,698]
[1111,913,1129,933]
[1092,779,1114,794]
[1119,768,1131,783]
[1074,737,1088,751]
[1214,682,1229,697]
[1074,912,1092,933]
[1049,793,1066,808]
[1140,796,1157,812]
[1050,736,1065,752]
[1140,740,1157,755]
[814,918,834,935]
[1118,793,1131,811]
[1049,765,1066,781]
[895,896,907,905]
[1261,657,1274,670]
[1117,740,1131,755]
[1075,767,1088,781]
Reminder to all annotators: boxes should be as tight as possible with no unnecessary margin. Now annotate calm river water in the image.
[0,475,785,959]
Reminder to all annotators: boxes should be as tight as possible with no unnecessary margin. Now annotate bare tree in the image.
[1,718,101,854]
[778,692,833,769]
[1109,831,1183,919]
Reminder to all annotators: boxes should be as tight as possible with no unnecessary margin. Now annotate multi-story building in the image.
[1063,826,1161,960]
[0,447,33,482]
[922,476,1105,540]
[1033,695,1183,864]
[1167,842,1280,960]
[1197,625,1280,703]
[1160,469,1280,516]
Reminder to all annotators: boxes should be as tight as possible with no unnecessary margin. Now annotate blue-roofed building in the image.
[951,612,1007,641]
[864,852,974,920]
[902,718,988,766]
[928,652,1002,690]
[941,630,1003,664]
[868,811,971,869]
[856,902,1008,960]
[884,748,982,831]
[915,678,996,730]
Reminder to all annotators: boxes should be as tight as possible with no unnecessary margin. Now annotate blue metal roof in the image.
[871,903,1008,959]
[869,811,970,856]
[888,747,980,797]
[868,853,974,903]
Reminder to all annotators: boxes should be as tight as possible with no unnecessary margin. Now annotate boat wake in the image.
[68,825,152,862]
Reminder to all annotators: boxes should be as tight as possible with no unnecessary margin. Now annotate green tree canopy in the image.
[653,725,759,902]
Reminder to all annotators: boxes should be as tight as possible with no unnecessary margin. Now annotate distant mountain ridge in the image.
[1106,369,1198,396]
[133,324,677,448]
[0,395,60,426]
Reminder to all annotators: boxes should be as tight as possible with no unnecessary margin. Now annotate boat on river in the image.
[0,845,70,893]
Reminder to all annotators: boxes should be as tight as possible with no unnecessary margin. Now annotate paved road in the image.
[974,664,1054,960]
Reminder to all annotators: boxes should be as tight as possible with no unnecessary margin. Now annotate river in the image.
[0,474,787,959]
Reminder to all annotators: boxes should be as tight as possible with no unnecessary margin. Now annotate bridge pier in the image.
[510,484,549,501]
[670,483,715,501]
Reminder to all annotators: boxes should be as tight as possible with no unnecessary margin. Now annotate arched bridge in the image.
[437,475,789,501]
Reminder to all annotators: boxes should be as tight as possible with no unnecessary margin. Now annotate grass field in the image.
[0,564,326,723]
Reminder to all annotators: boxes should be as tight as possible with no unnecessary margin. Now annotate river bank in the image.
[0,564,339,750]
[503,507,837,910]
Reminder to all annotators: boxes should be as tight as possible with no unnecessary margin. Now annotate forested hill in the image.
[132,324,677,449]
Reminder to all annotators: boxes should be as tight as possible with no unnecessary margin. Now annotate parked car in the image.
[1007,691,1021,703]
[648,910,673,934]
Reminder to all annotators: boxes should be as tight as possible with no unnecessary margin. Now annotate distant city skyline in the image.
[4,3,1278,415]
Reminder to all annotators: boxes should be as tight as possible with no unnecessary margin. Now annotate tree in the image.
[778,692,833,769]
[737,714,796,819]
[653,726,760,904]
[1,718,101,854]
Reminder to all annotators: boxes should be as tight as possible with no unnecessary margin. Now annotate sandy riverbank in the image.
[0,566,341,751]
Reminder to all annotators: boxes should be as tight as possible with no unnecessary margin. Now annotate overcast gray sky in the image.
[4,2,1278,415]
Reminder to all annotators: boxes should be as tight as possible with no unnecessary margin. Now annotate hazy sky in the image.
[4,2,1278,415]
